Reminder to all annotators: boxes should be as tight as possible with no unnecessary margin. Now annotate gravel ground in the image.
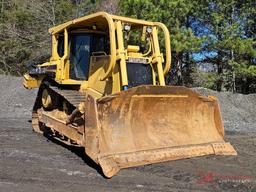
[0,75,255,132]
[194,87,256,132]
[0,118,255,192]
[0,75,255,192]
[0,75,37,118]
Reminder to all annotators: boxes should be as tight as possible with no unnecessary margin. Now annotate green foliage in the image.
[0,39,29,75]
[0,0,255,93]
[0,0,97,76]
[230,60,256,77]
[119,0,206,87]
[119,0,203,54]
[75,0,97,17]
[119,0,255,93]
[191,71,218,89]
[194,0,256,92]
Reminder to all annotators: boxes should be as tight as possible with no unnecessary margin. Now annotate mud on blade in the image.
[94,86,237,177]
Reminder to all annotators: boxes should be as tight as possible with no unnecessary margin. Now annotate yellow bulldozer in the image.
[23,12,237,178]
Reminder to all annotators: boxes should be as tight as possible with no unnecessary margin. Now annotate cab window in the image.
[69,34,91,80]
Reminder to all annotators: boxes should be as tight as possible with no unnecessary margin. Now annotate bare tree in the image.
[98,0,119,14]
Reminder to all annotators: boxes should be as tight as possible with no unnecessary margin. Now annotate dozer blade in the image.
[94,86,237,177]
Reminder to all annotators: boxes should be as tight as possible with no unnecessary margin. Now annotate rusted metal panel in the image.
[93,85,236,177]
[98,142,237,177]
[39,111,83,145]
[34,85,236,178]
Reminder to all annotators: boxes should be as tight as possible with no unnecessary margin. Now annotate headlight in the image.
[124,24,131,31]
[146,27,152,33]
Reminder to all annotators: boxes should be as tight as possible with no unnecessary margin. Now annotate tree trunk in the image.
[49,0,56,25]
[231,5,236,93]
[216,58,223,92]
[1,0,4,15]
[177,59,183,86]
[231,49,236,93]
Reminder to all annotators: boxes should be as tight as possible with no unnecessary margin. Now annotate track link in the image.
[49,86,85,108]
[31,84,85,136]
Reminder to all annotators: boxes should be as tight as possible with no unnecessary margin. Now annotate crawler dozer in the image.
[23,12,237,178]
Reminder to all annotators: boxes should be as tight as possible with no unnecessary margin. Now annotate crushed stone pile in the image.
[0,75,255,132]
[0,75,37,119]
[194,87,256,132]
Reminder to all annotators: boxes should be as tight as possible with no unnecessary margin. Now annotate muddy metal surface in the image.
[0,75,256,191]
[0,117,255,192]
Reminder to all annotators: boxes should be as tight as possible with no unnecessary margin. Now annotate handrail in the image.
[49,12,116,81]
[98,13,116,81]
[152,26,165,86]
[153,22,171,75]
[115,21,128,89]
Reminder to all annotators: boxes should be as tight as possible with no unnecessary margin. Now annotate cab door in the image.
[69,34,91,80]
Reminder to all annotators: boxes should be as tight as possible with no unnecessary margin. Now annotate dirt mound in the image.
[0,75,255,132]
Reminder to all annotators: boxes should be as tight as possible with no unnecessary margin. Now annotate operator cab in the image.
[57,32,109,80]
[53,19,168,92]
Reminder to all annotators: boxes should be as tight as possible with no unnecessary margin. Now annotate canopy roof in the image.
[49,12,155,34]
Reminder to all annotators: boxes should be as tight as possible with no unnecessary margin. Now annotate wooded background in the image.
[0,0,255,93]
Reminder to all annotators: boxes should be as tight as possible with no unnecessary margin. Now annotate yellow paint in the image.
[50,34,60,62]
[152,27,165,86]
[154,22,171,75]
[116,21,128,88]
[57,79,83,85]
[23,12,237,178]
[23,12,172,94]
[127,45,140,52]
[42,89,52,109]
[88,56,112,94]
[23,73,44,89]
